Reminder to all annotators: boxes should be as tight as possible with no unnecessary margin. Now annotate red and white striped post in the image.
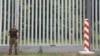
[79,19,95,55]
[83,19,90,51]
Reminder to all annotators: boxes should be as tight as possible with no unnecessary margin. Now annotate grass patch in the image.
[0,52,99,56]
[0,52,79,56]
[0,53,60,56]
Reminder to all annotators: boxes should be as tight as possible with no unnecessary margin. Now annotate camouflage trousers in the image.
[9,37,18,54]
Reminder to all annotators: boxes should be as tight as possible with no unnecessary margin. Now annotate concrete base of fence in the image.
[0,45,83,53]
[78,51,96,56]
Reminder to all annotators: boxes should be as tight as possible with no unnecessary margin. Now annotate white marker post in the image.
[79,19,96,56]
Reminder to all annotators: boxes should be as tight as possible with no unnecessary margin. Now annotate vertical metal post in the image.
[12,0,14,25]
[54,0,56,45]
[95,0,98,50]
[20,0,23,45]
[24,0,26,45]
[3,0,7,45]
[99,0,100,50]
[7,0,11,45]
[39,0,42,45]
[92,0,95,50]
[69,0,71,44]
[76,0,79,45]
[15,0,19,29]
[72,0,75,44]
[61,0,64,45]
[65,0,68,44]
[0,0,2,45]
[46,0,49,45]
[57,0,60,45]
[35,0,38,45]
[43,0,46,45]
[50,0,53,45]
[31,0,34,45]
[80,0,82,45]
[28,0,30,45]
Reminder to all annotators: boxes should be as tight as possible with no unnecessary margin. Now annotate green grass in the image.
[0,52,99,56]
[0,53,57,56]
[0,52,79,56]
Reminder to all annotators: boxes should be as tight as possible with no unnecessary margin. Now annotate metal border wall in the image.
[0,0,100,51]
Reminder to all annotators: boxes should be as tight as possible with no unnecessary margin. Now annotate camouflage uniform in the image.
[9,29,18,55]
